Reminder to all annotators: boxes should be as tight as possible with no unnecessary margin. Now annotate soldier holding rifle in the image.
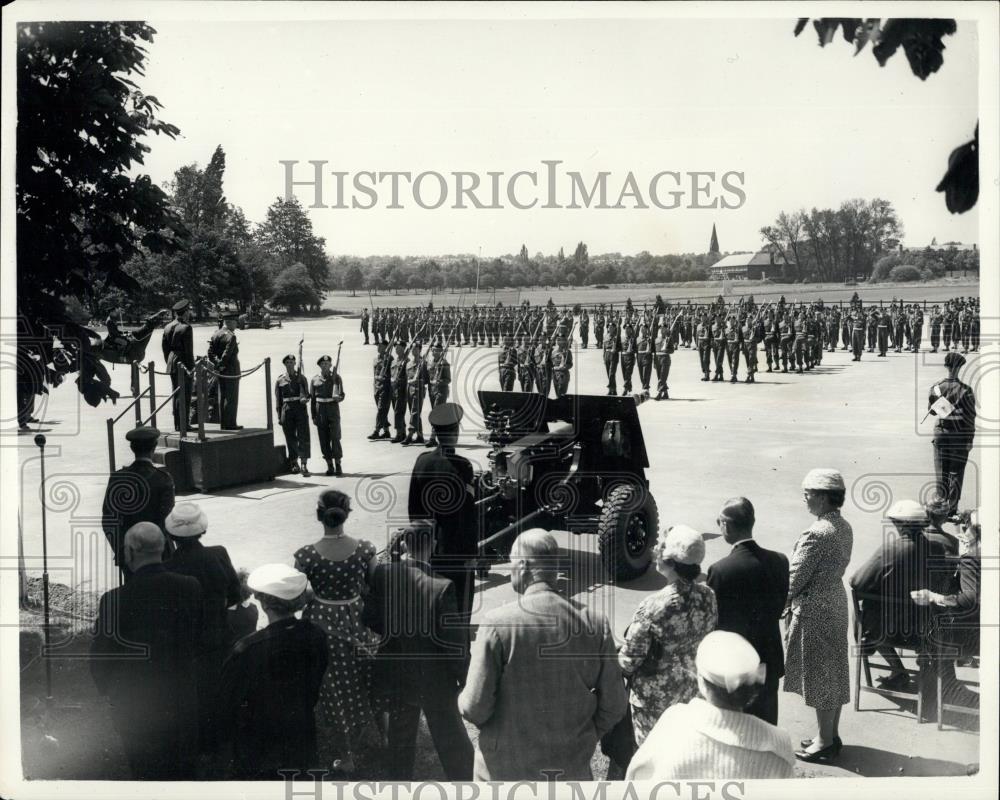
[275,352,311,477]
[311,345,345,476]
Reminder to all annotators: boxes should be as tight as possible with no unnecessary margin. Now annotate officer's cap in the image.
[220,312,238,321]
[944,352,966,369]
[125,426,160,445]
[429,402,463,431]
[282,353,296,364]
[316,355,332,365]
[172,299,190,313]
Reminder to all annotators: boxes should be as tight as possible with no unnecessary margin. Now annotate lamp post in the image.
[34,434,53,701]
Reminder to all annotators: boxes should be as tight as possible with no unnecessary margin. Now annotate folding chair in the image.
[851,590,925,721]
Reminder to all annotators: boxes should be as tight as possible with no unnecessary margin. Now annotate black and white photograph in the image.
[1,2,997,799]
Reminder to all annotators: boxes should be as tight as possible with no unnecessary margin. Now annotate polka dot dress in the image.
[294,541,377,736]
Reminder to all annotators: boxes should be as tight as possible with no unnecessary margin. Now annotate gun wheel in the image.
[597,484,657,582]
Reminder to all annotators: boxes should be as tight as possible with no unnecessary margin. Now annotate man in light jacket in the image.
[458,530,626,781]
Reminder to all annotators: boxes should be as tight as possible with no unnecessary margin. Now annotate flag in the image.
[928,394,955,419]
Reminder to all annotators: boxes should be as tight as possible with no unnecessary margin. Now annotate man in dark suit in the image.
[366,522,474,781]
[706,497,789,724]
[163,501,241,754]
[407,402,479,622]
[90,523,202,779]
[101,426,176,582]
[162,298,195,431]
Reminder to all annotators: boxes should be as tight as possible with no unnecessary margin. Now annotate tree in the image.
[17,21,186,396]
[343,263,364,296]
[256,196,330,304]
[271,262,320,312]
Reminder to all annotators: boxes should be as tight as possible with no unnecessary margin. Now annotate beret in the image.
[429,402,464,430]
[165,501,208,538]
[658,524,705,566]
[125,426,160,444]
[802,468,845,492]
[696,631,766,692]
[172,299,190,312]
[316,355,332,365]
[248,563,308,601]
[282,353,296,363]
[887,499,927,523]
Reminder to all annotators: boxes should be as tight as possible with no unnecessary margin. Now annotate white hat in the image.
[696,631,766,692]
[165,502,208,538]
[887,499,928,523]
[247,564,308,601]
[657,524,706,566]
[801,468,845,492]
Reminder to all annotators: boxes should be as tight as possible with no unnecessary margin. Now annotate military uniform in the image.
[311,368,344,475]
[369,346,393,439]
[425,350,452,447]
[636,328,653,393]
[207,320,240,430]
[851,312,865,361]
[779,316,794,372]
[740,316,758,383]
[360,309,371,345]
[724,318,741,383]
[620,327,636,394]
[405,351,430,444]
[498,341,517,391]
[161,301,195,431]
[876,312,890,357]
[929,371,976,515]
[274,368,311,473]
[533,340,551,397]
[550,342,573,398]
[711,317,726,381]
[516,340,535,393]
[603,322,620,395]
[763,315,778,372]
[653,321,676,399]
[696,317,712,380]
[594,311,605,348]
[579,310,590,349]
[390,348,409,442]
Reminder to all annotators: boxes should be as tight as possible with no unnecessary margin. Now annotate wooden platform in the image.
[153,427,286,492]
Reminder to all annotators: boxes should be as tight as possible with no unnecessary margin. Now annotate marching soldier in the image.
[162,299,195,431]
[620,323,637,395]
[603,315,620,395]
[390,339,409,443]
[274,354,311,477]
[653,317,676,400]
[516,334,535,393]
[636,323,653,394]
[762,310,779,373]
[792,311,807,374]
[311,355,345,476]
[368,341,393,440]
[724,315,741,383]
[710,313,726,381]
[696,312,712,381]
[876,310,890,357]
[533,334,552,398]
[207,313,240,430]
[550,336,573,398]
[360,308,371,345]
[779,311,795,372]
[405,341,430,445]
[579,308,590,349]
[594,307,605,349]
[498,335,517,391]
[425,341,452,448]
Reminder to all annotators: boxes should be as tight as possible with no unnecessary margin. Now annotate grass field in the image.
[323,277,979,313]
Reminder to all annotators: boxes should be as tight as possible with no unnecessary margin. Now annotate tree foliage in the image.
[270,262,320,313]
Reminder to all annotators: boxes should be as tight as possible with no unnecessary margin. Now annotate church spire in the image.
[709,223,720,254]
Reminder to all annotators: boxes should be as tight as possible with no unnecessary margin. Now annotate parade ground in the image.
[15,297,985,780]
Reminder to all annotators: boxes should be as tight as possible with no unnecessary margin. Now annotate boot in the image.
[300,460,311,478]
[425,436,437,448]
[413,433,425,445]
[390,433,405,444]
[701,373,709,382]
[335,460,343,476]
[325,459,335,476]
[289,460,300,475]
[367,430,381,440]
[730,375,737,383]
[379,429,391,439]
[663,388,669,399]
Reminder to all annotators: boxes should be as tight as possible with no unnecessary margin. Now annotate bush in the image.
[871,253,903,282]
[888,264,922,282]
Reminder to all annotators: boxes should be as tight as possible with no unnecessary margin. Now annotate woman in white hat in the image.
[618,524,717,748]
[784,468,853,762]
[219,564,328,779]
[626,631,795,780]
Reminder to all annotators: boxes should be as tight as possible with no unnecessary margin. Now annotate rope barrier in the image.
[198,360,267,380]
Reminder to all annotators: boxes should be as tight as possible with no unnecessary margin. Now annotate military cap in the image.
[282,353,296,364]
[220,312,239,321]
[172,299,190,313]
[429,402,463,430]
[125,426,160,444]
[944,352,966,369]
[316,354,332,365]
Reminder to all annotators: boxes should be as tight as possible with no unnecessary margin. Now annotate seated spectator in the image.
[619,524,717,744]
[923,496,960,556]
[219,564,329,779]
[850,499,946,691]
[365,522,473,781]
[90,523,201,779]
[626,631,795,780]
[458,530,626,781]
[164,502,241,753]
[912,508,980,709]
[226,568,260,645]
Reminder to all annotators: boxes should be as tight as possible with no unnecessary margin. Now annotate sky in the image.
[134,14,980,257]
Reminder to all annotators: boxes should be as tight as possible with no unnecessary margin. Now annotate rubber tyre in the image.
[597,484,658,582]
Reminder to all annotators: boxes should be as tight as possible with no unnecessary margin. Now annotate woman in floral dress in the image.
[783,468,853,763]
[619,524,718,744]
[294,490,378,774]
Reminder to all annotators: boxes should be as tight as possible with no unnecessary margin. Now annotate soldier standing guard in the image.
[619,323,637,395]
[740,314,758,384]
[594,307,605,349]
[876,310,890,357]
[360,308,371,345]
[850,308,865,362]
[368,341,393,440]
[274,354,311,477]
[710,313,726,381]
[390,339,409,443]
[425,341,452,448]
[498,335,517,391]
[162,299,195,431]
[792,311,807,374]
[515,334,535,393]
[550,336,573,398]
[533,334,551,397]
[311,355,345,476]
[208,313,241,430]
[636,324,653,394]
[763,311,778,373]
[724,315,741,384]
[405,341,430,445]
[579,308,590,349]
[696,313,712,381]
[653,318,675,400]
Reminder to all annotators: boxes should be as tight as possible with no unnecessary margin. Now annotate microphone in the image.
[34,434,46,449]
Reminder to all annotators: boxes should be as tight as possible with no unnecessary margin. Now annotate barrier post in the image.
[148,362,157,429]
[130,362,141,425]
[197,363,207,442]
[106,418,116,472]
[179,370,188,439]
[264,358,273,431]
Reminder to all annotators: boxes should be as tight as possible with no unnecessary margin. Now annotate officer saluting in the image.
[407,402,478,623]
[311,354,345,476]
[275,354,311,477]
[162,299,195,431]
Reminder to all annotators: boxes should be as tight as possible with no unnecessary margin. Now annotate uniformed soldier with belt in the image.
[579,308,590,349]
[850,309,865,361]
[778,312,794,373]
[792,311,807,374]
[620,323,637,395]
[550,335,573,398]
[653,317,676,400]
[360,308,371,345]
[696,313,712,381]
[866,309,878,353]
[311,355,345,476]
[724,315,741,383]
[909,306,924,352]
[840,308,851,351]
[208,313,240,430]
[162,299,195,431]
[763,311,779,372]
[876,310,890,357]
[603,319,620,395]
[740,314,758,384]
[928,352,977,515]
[405,341,430,445]
[533,334,552,397]
[390,339,409,443]
[594,307,605,349]
[636,324,653,394]
[515,334,535,393]
[425,340,452,448]
[498,335,517,391]
[368,341,393,440]
[711,313,726,381]
[274,354,311,476]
